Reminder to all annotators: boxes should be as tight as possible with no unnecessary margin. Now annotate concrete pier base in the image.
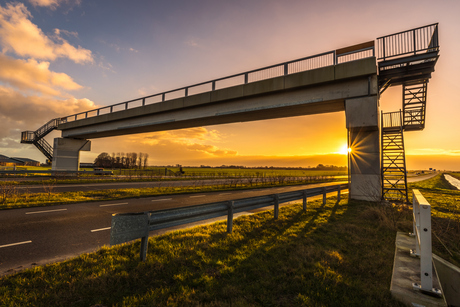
[51,138,91,171]
[345,96,381,201]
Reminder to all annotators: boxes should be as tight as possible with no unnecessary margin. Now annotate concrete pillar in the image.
[345,96,381,201]
[51,138,91,171]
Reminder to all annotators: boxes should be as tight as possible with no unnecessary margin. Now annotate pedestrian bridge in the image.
[21,23,439,202]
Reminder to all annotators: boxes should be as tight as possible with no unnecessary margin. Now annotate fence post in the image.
[419,203,433,291]
[274,194,279,219]
[303,190,307,211]
[227,201,234,233]
[322,187,327,205]
[337,185,341,202]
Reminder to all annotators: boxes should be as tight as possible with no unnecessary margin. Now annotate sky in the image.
[0,0,459,170]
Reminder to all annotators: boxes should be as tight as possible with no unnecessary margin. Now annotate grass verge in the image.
[0,196,406,306]
[408,173,460,267]
[0,178,340,210]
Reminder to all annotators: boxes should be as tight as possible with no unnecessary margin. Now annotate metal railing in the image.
[381,110,402,129]
[377,23,439,61]
[60,43,375,124]
[110,183,348,261]
[410,189,442,296]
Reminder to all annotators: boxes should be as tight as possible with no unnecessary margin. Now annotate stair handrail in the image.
[377,23,439,61]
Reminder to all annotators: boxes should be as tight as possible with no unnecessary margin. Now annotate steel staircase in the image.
[378,23,439,203]
[21,118,61,162]
[381,111,408,201]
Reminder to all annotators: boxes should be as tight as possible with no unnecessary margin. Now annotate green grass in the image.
[0,177,339,210]
[0,197,405,306]
[1,173,458,306]
[409,173,460,267]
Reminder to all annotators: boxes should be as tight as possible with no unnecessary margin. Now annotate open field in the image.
[1,173,458,306]
[0,166,346,186]
[0,196,405,306]
[0,177,340,210]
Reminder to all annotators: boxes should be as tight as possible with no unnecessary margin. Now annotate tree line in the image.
[94,152,149,169]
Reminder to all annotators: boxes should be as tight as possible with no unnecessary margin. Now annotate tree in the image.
[94,152,112,168]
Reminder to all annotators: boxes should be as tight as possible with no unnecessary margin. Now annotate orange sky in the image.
[1,0,459,170]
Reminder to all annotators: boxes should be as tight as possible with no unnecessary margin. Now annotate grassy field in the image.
[0,196,405,306]
[1,167,346,186]
[408,173,460,266]
[1,174,458,306]
[0,177,340,210]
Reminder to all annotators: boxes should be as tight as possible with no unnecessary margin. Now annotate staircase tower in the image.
[377,23,439,202]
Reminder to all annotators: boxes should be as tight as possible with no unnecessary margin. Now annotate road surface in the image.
[0,182,345,276]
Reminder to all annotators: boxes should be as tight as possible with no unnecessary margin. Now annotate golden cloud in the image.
[0,2,92,63]
[0,53,82,96]
[0,85,98,139]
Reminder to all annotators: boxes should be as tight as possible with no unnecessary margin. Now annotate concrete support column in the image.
[51,138,91,171]
[345,96,381,201]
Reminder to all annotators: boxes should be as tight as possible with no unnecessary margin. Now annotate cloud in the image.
[144,127,223,143]
[29,0,60,9]
[0,2,93,63]
[0,85,98,141]
[0,53,83,96]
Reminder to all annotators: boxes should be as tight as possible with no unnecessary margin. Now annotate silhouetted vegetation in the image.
[94,152,149,169]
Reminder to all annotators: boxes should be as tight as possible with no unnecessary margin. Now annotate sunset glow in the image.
[0,1,459,170]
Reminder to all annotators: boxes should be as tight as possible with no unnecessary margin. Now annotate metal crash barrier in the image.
[110,183,348,261]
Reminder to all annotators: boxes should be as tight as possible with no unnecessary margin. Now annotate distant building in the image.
[0,155,40,166]
[12,157,40,166]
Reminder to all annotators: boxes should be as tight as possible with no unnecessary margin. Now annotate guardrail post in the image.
[142,98,145,106]
[244,73,248,84]
[284,63,288,75]
[162,93,165,102]
[140,235,148,261]
[212,81,216,91]
[185,88,188,97]
[227,201,234,233]
[303,190,307,211]
[274,194,279,219]
[322,187,327,205]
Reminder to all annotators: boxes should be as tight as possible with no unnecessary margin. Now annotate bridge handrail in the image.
[410,189,442,296]
[377,23,439,61]
[110,183,348,261]
[60,44,375,124]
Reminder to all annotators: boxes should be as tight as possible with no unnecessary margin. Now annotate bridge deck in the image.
[60,57,377,139]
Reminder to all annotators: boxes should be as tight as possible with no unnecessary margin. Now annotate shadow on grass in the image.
[0,198,405,307]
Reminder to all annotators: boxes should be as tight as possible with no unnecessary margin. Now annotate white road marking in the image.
[190,195,206,198]
[219,193,232,196]
[26,208,67,215]
[99,202,129,207]
[151,198,172,202]
[91,227,111,233]
[0,240,32,249]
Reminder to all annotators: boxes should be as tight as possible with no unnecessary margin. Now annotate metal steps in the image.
[21,118,61,162]
[381,111,408,202]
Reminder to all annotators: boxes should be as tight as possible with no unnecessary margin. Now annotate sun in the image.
[339,144,351,155]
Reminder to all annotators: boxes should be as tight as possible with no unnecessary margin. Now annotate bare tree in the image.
[143,153,149,169]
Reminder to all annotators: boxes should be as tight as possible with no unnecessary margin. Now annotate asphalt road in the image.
[12,177,345,194]
[0,182,345,276]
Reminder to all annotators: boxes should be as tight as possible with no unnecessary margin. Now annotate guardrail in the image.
[110,183,348,261]
[410,189,442,296]
[60,42,374,124]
